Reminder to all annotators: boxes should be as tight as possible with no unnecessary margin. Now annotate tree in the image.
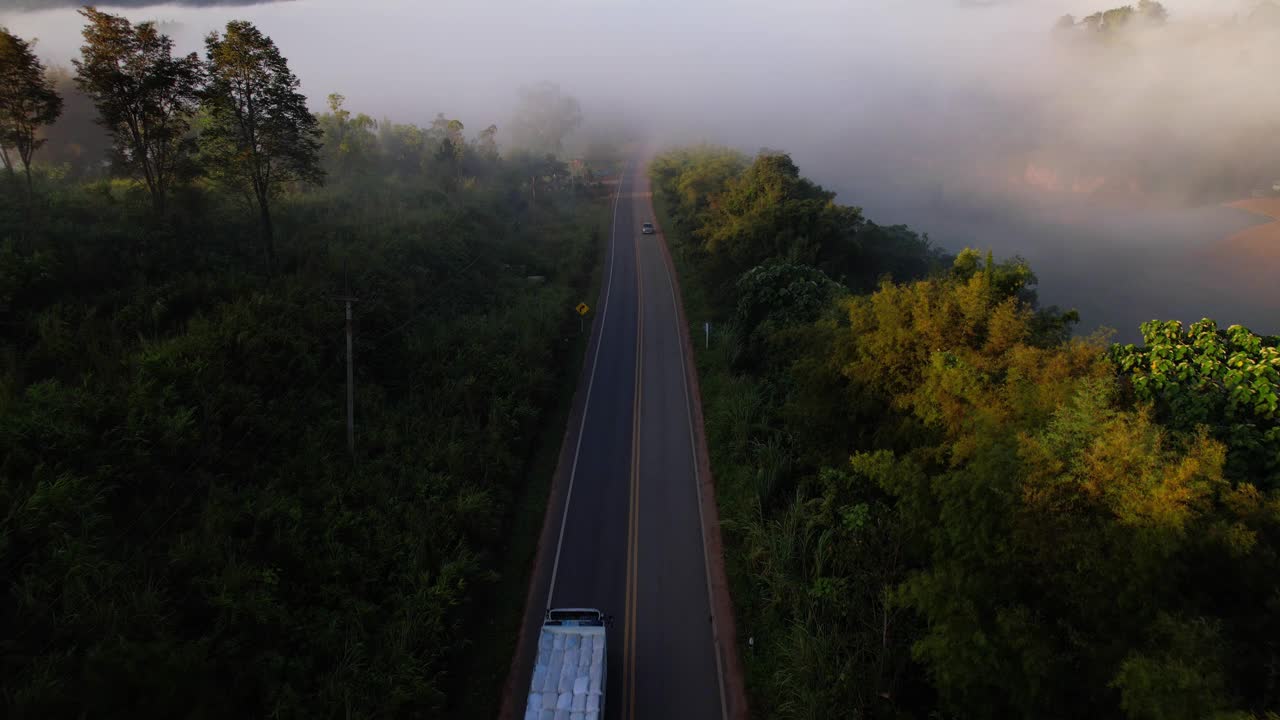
[378,119,426,177]
[1111,319,1280,487]
[511,151,568,201]
[696,151,865,291]
[476,123,499,160]
[0,28,63,196]
[732,261,840,370]
[1137,0,1169,24]
[72,7,202,214]
[201,20,322,270]
[1073,3,1166,35]
[318,92,377,177]
[509,82,581,157]
[1101,5,1136,30]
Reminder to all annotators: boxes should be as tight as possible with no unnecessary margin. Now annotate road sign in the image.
[576,302,590,316]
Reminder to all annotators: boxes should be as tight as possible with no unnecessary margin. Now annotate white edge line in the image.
[657,204,731,720]
[545,164,625,610]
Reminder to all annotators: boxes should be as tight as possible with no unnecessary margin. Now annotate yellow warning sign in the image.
[575,302,590,316]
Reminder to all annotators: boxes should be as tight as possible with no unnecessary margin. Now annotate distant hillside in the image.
[9,0,288,9]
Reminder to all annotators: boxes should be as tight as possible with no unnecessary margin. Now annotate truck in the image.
[524,608,607,720]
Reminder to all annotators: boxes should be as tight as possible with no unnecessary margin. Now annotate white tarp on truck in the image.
[525,609,606,720]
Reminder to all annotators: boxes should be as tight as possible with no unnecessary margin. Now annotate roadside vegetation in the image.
[652,146,1280,720]
[0,13,609,718]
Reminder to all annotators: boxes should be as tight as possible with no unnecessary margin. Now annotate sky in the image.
[3,0,1278,338]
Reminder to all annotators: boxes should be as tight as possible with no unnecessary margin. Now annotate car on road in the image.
[641,222,655,234]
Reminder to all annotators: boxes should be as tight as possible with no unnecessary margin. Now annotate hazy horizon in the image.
[4,0,1278,339]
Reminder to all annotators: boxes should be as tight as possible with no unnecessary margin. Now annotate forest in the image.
[1,12,609,718]
[651,147,1280,719]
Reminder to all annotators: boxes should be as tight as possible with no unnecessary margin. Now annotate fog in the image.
[3,0,1278,339]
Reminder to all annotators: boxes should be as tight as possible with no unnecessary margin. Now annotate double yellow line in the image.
[622,218,645,720]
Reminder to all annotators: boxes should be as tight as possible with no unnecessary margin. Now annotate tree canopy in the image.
[72,7,203,214]
[201,19,323,269]
[651,146,1280,720]
[509,81,582,158]
[1,9,614,718]
[0,27,63,195]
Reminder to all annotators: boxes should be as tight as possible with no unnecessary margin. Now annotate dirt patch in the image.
[1208,198,1280,257]
[1223,196,1280,254]
[1219,218,1280,259]
[1183,198,1280,298]
[1220,198,1280,258]
[1226,197,1280,218]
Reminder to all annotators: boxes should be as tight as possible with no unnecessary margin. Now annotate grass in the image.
[452,195,610,718]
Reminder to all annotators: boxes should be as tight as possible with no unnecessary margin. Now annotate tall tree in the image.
[72,7,202,214]
[201,20,322,270]
[476,123,499,161]
[509,82,581,157]
[0,27,63,196]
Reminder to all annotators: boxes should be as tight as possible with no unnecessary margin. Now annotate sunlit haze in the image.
[6,1,1279,340]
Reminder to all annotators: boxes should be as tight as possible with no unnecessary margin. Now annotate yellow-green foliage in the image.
[653,146,1280,720]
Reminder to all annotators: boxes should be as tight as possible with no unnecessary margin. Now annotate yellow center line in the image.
[623,191,645,720]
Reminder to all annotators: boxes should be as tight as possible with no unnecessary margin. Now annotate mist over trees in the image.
[0,12,608,718]
[508,81,582,158]
[1055,0,1171,34]
[32,65,110,179]
[4,1,1279,717]
[1028,0,1280,204]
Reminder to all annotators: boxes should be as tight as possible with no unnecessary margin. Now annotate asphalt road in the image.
[513,161,725,720]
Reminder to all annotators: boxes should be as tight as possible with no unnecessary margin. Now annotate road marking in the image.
[654,180,731,720]
[623,179,645,720]
[629,219,645,717]
[545,166,625,609]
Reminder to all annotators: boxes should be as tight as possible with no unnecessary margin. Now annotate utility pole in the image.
[338,269,358,459]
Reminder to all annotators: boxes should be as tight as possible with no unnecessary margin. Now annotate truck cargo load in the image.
[525,608,607,720]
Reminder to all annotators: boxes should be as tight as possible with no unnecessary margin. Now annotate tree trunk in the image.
[151,181,166,215]
[21,160,34,234]
[0,146,14,182]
